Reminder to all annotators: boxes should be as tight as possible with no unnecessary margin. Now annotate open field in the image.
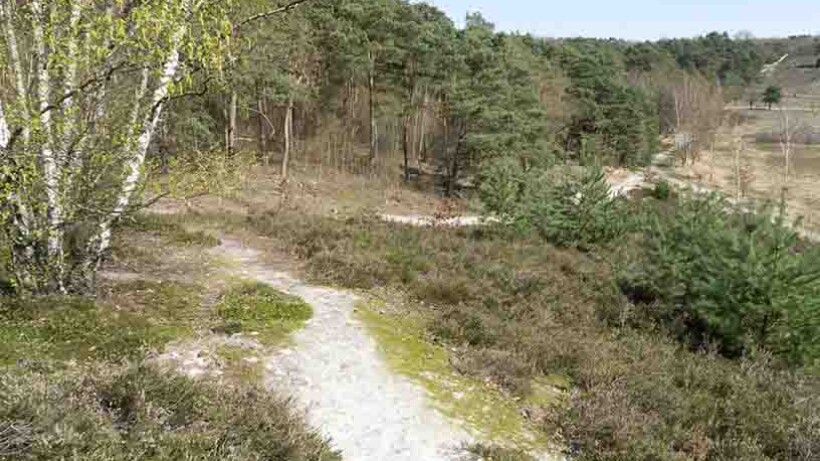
[663,59,820,234]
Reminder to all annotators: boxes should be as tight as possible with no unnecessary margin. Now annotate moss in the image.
[0,280,203,366]
[216,281,312,346]
[355,300,552,453]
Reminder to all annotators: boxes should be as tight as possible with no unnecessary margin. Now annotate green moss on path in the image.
[216,281,313,346]
[355,300,554,453]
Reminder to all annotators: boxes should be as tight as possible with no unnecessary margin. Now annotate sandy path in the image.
[212,239,472,461]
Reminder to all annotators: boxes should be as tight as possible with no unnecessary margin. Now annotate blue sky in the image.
[424,0,819,40]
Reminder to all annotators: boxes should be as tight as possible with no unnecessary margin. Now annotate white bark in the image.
[32,0,65,289]
[1,96,32,241]
[2,1,30,144]
[283,95,293,179]
[88,18,188,270]
[60,2,81,164]
[0,101,8,149]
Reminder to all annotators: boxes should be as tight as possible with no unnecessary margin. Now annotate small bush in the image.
[621,196,820,367]
[125,213,220,247]
[652,179,672,200]
[480,162,630,249]
[0,365,339,461]
[216,282,312,344]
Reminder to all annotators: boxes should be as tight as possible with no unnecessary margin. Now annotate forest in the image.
[1,1,817,461]
[163,2,768,181]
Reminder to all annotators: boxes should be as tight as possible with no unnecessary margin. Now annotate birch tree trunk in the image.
[368,49,378,167]
[402,113,411,181]
[282,95,294,180]
[228,90,238,155]
[2,1,29,145]
[0,101,9,149]
[32,0,67,293]
[257,95,267,157]
[1,0,285,295]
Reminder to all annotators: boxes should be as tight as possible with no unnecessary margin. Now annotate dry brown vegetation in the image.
[165,168,818,461]
[664,58,820,237]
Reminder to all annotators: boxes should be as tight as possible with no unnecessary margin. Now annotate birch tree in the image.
[0,0,236,294]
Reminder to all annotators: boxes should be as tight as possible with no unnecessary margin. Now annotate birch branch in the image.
[87,8,191,270]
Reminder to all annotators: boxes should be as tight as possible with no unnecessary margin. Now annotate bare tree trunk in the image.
[779,108,792,178]
[368,49,377,167]
[282,95,293,180]
[257,96,267,157]
[402,113,410,181]
[417,89,428,163]
[448,144,459,198]
[228,90,238,155]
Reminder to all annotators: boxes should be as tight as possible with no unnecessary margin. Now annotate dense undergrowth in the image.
[1,365,338,461]
[239,203,819,461]
[0,219,337,461]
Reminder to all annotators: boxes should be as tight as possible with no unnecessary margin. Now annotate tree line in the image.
[1,0,773,295]
[165,2,771,185]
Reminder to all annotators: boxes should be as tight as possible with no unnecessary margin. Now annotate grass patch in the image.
[0,364,339,461]
[0,280,202,366]
[125,213,220,247]
[216,281,312,345]
[356,300,553,452]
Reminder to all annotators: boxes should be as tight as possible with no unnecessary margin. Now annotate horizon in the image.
[425,0,820,41]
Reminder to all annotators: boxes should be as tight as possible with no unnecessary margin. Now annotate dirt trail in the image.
[211,239,474,461]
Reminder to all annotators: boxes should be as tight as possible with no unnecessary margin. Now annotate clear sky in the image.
[424,0,819,40]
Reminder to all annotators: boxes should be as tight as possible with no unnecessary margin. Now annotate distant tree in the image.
[762,85,782,110]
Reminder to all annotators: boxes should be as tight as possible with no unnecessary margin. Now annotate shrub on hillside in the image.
[621,195,820,367]
[479,161,630,249]
[241,210,819,461]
